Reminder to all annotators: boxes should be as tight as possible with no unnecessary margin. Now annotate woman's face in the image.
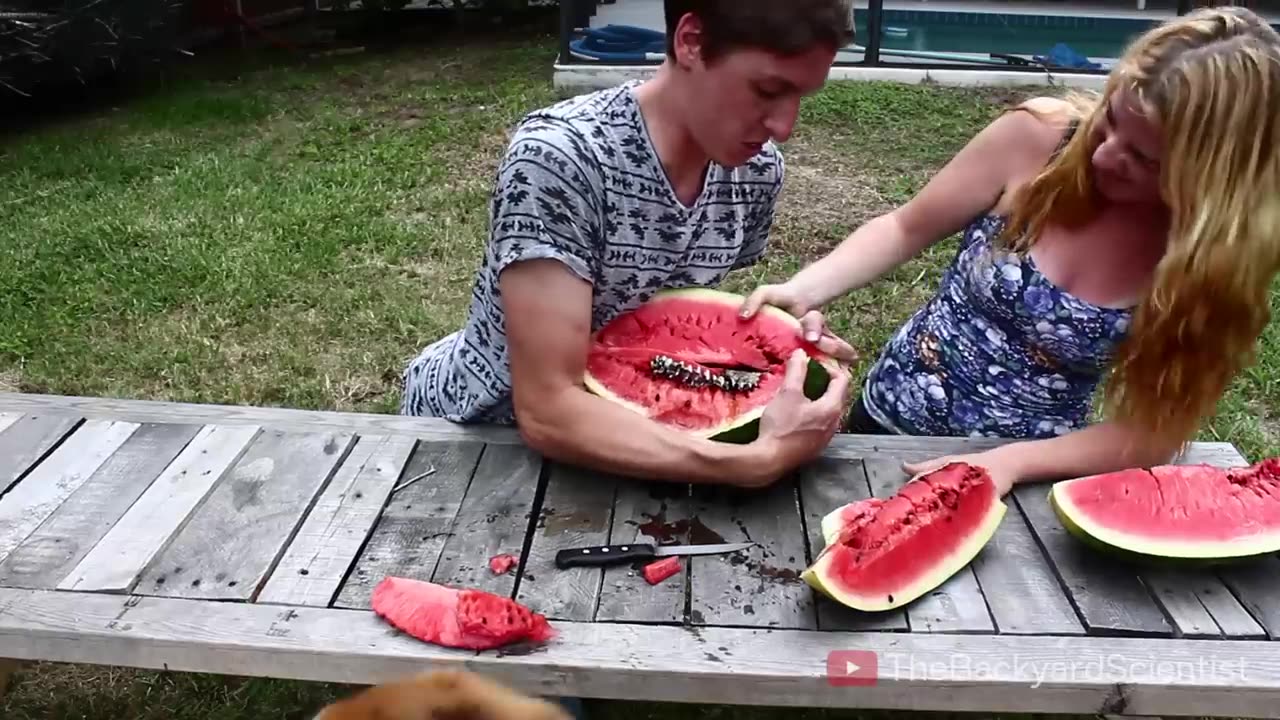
[1089,89,1164,205]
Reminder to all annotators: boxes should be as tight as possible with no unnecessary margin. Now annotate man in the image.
[401,0,856,488]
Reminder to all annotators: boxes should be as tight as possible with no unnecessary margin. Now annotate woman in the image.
[740,7,1280,496]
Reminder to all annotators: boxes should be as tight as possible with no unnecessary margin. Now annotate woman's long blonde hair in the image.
[1000,6,1280,453]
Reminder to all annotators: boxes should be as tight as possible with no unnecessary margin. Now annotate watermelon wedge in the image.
[1050,457,1280,563]
[583,288,846,443]
[370,576,555,650]
[802,462,1006,612]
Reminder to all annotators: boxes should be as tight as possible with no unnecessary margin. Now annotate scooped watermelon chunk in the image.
[1050,457,1280,563]
[371,576,555,650]
[641,556,682,585]
[802,462,1005,612]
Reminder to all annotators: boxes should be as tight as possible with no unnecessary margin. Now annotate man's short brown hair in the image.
[664,0,855,61]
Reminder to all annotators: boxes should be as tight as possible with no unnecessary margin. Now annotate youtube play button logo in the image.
[826,650,878,686]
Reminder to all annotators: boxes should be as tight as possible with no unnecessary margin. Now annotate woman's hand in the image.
[902,447,1023,497]
[740,283,859,366]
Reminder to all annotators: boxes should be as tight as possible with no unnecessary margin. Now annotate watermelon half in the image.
[801,462,1006,612]
[1049,457,1280,564]
[583,288,846,443]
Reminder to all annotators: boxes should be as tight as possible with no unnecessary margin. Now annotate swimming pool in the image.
[853,9,1165,63]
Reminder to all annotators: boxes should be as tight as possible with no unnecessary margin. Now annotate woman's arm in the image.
[786,101,1075,309]
[904,420,1184,496]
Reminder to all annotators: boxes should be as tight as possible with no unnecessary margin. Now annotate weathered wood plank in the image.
[594,480,692,624]
[1218,555,1280,640]
[1012,485,1172,636]
[0,412,83,496]
[0,419,140,566]
[515,463,616,622]
[862,459,994,634]
[1143,568,1266,639]
[0,423,201,590]
[822,436,1252,467]
[967,493,1086,636]
[256,435,417,607]
[1192,575,1270,639]
[132,429,356,601]
[57,424,262,593]
[0,392,1249,463]
[796,456,908,632]
[430,444,543,597]
[0,392,521,445]
[3,586,1279,718]
[333,441,483,609]
[688,479,815,630]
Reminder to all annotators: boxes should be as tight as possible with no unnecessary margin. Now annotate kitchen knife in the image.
[554,541,754,569]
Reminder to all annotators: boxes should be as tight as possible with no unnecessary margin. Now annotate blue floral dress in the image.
[860,212,1134,439]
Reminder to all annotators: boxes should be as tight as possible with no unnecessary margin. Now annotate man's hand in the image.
[748,349,852,487]
[503,259,799,487]
[740,283,858,366]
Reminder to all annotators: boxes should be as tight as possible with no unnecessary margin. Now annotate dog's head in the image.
[314,669,574,720]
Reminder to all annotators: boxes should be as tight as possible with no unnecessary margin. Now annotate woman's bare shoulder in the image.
[982,95,1084,162]
[1009,96,1082,141]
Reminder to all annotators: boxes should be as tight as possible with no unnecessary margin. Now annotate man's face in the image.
[672,18,837,167]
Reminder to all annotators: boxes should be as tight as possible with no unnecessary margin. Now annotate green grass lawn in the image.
[1,18,1276,720]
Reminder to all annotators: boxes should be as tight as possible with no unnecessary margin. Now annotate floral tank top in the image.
[861,204,1134,440]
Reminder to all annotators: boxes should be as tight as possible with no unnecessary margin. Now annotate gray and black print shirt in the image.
[401,80,785,424]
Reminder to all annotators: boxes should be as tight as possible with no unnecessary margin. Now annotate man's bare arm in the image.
[502,259,800,486]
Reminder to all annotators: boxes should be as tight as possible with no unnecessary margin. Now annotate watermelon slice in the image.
[370,576,555,650]
[582,288,846,443]
[802,462,1006,612]
[1050,457,1280,563]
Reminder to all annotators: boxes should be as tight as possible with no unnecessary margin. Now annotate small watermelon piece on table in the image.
[371,576,555,651]
[582,288,846,444]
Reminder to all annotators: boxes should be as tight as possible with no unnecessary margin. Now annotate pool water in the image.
[853,9,1162,61]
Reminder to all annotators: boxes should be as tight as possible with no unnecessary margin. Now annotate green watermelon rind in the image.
[582,287,847,444]
[1049,477,1280,567]
[801,468,1008,613]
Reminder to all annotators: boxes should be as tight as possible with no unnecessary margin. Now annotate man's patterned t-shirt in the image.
[400,80,785,424]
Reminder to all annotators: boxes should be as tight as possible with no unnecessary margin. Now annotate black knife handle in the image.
[555,543,656,569]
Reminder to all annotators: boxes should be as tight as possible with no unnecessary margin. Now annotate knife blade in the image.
[554,541,754,569]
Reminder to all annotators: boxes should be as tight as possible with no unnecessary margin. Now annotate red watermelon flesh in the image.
[1050,457,1280,559]
[370,576,555,650]
[802,462,1006,612]
[582,288,841,439]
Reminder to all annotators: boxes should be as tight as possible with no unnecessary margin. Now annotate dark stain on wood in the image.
[635,513,725,546]
[232,479,263,510]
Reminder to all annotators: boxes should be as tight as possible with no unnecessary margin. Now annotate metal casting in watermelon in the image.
[582,287,846,443]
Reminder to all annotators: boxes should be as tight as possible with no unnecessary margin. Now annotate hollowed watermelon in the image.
[802,462,1006,612]
[583,288,845,442]
[1049,457,1280,563]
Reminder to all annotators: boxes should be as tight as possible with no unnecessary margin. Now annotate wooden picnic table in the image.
[1,390,1279,718]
